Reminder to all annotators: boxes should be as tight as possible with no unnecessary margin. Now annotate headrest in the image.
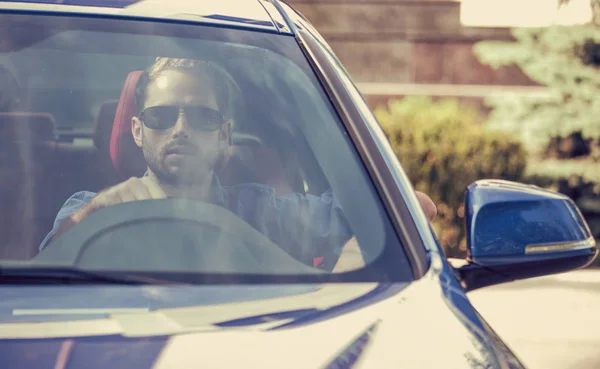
[93,100,118,153]
[110,70,146,179]
[0,112,56,144]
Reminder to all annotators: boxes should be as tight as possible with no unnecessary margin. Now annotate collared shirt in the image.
[39,176,353,270]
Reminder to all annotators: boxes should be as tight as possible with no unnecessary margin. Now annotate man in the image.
[40,58,436,271]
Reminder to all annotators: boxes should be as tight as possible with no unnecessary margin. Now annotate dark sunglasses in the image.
[139,105,226,131]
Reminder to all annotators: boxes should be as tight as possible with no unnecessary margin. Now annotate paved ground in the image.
[467,270,600,369]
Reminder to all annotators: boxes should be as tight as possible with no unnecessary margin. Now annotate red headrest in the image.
[110,70,146,179]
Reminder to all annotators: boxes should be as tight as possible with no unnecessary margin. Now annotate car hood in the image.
[0,274,500,369]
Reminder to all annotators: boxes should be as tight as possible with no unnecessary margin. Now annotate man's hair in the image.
[134,57,240,121]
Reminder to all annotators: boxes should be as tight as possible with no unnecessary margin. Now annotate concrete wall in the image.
[288,0,539,109]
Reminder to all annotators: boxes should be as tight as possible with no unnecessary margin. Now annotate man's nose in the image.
[172,109,191,137]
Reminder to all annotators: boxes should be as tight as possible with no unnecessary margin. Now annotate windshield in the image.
[0,12,412,283]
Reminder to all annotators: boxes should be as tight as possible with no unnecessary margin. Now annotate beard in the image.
[142,137,218,187]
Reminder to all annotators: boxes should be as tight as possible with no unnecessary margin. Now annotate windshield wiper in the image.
[0,267,174,285]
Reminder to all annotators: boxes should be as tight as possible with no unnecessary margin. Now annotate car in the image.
[0,1,597,368]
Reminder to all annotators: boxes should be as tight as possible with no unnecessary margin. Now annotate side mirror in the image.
[455,179,598,292]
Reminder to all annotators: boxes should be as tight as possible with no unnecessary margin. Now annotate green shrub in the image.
[375,97,528,257]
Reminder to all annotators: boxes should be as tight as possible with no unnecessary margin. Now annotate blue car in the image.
[0,1,597,368]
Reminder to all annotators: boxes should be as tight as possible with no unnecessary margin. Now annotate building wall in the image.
[288,0,539,109]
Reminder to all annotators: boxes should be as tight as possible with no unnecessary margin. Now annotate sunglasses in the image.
[139,105,226,131]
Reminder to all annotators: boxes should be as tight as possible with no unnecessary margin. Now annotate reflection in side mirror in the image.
[455,180,598,292]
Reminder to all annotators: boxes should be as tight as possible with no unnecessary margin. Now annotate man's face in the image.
[132,69,230,186]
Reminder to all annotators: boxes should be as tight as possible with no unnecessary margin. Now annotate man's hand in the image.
[72,177,166,223]
[53,177,166,242]
[416,191,437,221]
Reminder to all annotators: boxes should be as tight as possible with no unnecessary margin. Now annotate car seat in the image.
[0,112,57,259]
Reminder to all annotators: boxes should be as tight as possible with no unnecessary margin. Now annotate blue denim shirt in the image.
[39,177,353,268]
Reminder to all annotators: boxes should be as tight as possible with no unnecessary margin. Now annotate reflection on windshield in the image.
[0,14,410,281]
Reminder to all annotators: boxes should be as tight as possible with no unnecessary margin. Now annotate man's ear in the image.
[132,116,143,148]
[220,120,232,145]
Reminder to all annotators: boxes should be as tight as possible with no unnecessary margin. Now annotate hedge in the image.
[375,97,528,257]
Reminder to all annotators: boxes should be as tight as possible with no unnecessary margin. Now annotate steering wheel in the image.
[34,199,323,275]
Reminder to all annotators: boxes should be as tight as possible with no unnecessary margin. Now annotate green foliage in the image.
[473,23,600,151]
[375,97,528,257]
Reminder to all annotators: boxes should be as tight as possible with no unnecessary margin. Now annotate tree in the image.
[473,0,600,152]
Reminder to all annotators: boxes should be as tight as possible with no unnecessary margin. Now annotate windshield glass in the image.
[0,13,412,282]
